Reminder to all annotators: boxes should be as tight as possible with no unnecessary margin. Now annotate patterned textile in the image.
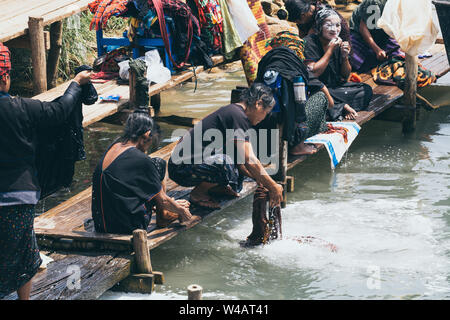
[89,0,129,31]
[0,205,42,298]
[189,0,223,53]
[240,0,271,85]
[372,55,437,88]
[168,154,244,193]
[0,42,11,81]
[267,31,305,62]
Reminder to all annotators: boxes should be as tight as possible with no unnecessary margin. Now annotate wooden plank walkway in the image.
[0,0,91,43]
[31,55,226,128]
[3,46,448,300]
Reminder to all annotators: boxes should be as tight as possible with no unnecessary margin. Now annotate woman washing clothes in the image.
[304,7,372,121]
[168,83,283,209]
[91,109,193,235]
[348,0,402,73]
[281,0,350,42]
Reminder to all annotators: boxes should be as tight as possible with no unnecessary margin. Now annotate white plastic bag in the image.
[226,0,260,43]
[117,50,171,84]
[377,0,439,56]
[118,60,131,81]
[144,50,171,84]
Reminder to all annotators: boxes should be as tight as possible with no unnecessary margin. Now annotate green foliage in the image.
[9,11,129,96]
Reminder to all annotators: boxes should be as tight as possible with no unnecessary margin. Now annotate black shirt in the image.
[304,33,345,89]
[0,82,82,206]
[170,104,251,166]
[92,146,162,234]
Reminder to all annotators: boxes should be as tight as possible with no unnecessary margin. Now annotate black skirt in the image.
[0,204,42,298]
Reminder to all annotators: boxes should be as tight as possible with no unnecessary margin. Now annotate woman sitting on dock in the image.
[91,109,193,235]
[0,42,92,300]
[304,7,373,121]
[348,0,402,73]
[168,83,284,209]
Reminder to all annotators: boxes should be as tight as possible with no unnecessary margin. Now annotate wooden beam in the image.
[113,273,155,294]
[47,21,63,89]
[28,16,47,94]
[5,31,50,50]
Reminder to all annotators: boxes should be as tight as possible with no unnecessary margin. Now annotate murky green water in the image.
[37,63,450,300]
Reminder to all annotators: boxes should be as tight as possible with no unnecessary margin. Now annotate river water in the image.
[36,63,450,300]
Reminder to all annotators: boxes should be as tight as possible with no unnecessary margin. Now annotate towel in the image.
[305,122,361,169]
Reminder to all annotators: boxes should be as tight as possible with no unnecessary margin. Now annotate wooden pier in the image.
[2,42,449,299]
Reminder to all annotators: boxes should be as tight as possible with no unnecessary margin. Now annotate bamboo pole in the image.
[132,229,152,273]
[47,21,63,89]
[28,16,47,94]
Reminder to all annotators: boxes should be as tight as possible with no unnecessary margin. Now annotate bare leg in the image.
[17,279,33,300]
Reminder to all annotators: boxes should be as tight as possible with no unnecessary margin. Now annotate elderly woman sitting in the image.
[304,7,373,121]
[91,109,193,234]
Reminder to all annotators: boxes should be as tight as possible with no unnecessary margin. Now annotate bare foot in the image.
[344,104,357,120]
[208,185,239,198]
[190,192,221,209]
[289,143,318,156]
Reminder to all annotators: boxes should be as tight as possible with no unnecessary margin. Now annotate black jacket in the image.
[0,82,82,205]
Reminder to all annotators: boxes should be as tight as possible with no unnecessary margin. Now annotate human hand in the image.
[340,41,351,57]
[178,207,193,223]
[328,37,342,52]
[268,183,283,208]
[74,70,92,85]
[375,48,387,61]
[175,199,190,209]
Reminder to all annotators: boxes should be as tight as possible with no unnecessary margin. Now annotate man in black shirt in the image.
[169,83,284,209]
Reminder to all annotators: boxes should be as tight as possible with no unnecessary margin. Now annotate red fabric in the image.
[325,123,349,143]
[0,42,11,80]
[89,0,129,31]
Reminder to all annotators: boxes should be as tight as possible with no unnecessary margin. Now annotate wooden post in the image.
[132,229,152,273]
[402,53,418,133]
[47,21,63,89]
[28,16,47,94]
[275,124,288,208]
[187,284,203,300]
[129,67,137,109]
[286,176,294,193]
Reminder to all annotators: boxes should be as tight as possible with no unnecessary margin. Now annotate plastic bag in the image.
[377,0,439,56]
[117,50,171,84]
[144,50,171,84]
[226,0,260,43]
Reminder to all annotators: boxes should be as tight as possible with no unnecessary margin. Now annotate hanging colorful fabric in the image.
[188,0,224,53]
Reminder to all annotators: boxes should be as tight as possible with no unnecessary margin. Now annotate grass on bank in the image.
[10,11,128,97]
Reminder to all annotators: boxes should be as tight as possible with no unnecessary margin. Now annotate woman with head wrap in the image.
[304,8,372,121]
[0,43,92,300]
[280,0,350,42]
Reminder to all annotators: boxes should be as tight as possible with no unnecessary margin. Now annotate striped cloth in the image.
[239,0,272,85]
[88,0,129,31]
[0,42,11,81]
